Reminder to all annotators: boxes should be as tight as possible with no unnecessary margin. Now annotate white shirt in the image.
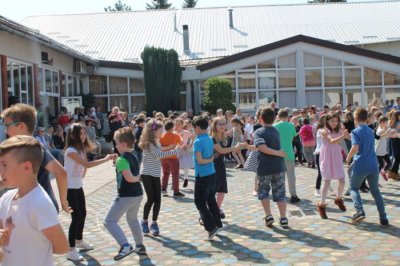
[314,129,324,155]
[244,123,254,141]
[375,127,388,156]
[0,186,59,266]
[64,147,85,189]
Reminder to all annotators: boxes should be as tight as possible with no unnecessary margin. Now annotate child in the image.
[134,117,145,164]
[1,103,69,213]
[317,112,349,219]
[192,116,222,240]
[175,118,194,188]
[139,119,179,236]
[0,135,69,265]
[375,116,392,181]
[274,109,300,203]
[346,108,388,225]
[299,118,316,168]
[210,117,242,219]
[160,120,185,197]
[231,118,246,169]
[314,115,326,197]
[64,123,115,261]
[250,108,288,228]
[103,127,146,261]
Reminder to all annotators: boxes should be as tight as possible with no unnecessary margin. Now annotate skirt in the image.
[179,150,194,169]
[243,150,258,173]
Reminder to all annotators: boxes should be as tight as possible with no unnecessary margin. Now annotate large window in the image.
[238,72,256,90]
[109,77,128,94]
[131,96,145,112]
[6,60,34,105]
[89,75,108,94]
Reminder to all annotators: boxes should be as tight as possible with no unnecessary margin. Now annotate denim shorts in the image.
[257,172,286,202]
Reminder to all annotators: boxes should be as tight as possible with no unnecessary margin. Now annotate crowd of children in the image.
[0,98,398,264]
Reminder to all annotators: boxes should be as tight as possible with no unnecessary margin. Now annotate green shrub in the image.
[202,77,236,114]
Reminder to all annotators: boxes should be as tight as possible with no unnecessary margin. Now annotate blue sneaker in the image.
[141,220,149,235]
[150,222,160,236]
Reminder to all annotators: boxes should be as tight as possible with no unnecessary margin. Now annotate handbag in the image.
[243,150,258,173]
[104,132,112,143]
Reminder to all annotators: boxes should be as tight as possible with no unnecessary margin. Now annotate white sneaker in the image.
[252,191,258,196]
[314,189,321,197]
[67,248,84,261]
[76,240,94,250]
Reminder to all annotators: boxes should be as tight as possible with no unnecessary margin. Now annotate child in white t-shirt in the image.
[0,135,69,266]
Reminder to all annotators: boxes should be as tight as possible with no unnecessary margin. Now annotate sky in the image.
[3,0,368,22]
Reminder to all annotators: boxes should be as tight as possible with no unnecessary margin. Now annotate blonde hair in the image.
[139,119,163,151]
[0,135,43,174]
[210,117,228,142]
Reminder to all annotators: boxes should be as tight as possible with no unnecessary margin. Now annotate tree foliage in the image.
[183,0,198,8]
[141,47,182,114]
[104,0,132,11]
[146,0,172,9]
[202,77,236,114]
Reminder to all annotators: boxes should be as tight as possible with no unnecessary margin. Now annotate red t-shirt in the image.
[160,132,182,159]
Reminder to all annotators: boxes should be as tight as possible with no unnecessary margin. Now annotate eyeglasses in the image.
[4,121,20,129]
[217,123,226,126]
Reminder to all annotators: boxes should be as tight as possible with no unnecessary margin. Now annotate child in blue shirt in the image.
[192,116,222,240]
[346,108,388,225]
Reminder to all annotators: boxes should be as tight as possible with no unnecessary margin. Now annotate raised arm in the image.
[68,152,114,168]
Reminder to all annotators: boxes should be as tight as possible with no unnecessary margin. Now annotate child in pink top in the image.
[299,118,316,168]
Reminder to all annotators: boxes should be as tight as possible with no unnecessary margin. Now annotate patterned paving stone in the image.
[52,163,400,265]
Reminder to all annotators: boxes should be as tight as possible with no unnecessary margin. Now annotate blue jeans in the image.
[350,171,387,220]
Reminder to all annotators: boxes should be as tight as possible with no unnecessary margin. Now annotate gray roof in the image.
[21,1,400,65]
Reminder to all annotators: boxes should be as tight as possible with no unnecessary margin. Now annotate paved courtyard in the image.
[53,162,400,266]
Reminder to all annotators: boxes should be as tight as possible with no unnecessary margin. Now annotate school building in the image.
[1,1,399,114]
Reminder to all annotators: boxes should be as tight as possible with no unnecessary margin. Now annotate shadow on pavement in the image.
[138,254,157,266]
[211,234,270,264]
[148,235,212,258]
[330,218,400,239]
[222,223,281,242]
[272,226,350,250]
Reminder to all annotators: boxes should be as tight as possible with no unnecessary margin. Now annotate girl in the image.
[175,118,194,188]
[210,117,242,219]
[299,118,316,168]
[64,123,115,261]
[317,112,349,219]
[388,111,400,180]
[231,118,246,169]
[139,119,179,236]
[109,113,123,155]
[314,116,326,197]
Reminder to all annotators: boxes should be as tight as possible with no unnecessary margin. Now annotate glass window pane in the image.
[384,72,400,85]
[324,68,342,87]
[364,87,382,106]
[259,91,276,107]
[38,67,44,92]
[238,92,257,110]
[7,62,11,91]
[346,89,362,106]
[130,78,145,93]
[180,94,186,111]
[131,96,145,113]
[364,68,382,86]
[180,82,186,92]
[21,93,28,104]
[385,87,400,102]
[217,72,235,90]
[304,53,322,68]
[278,53,296,68]
[241,65,256,70]
[20,66,27,92]
[324,57,341,67]
[278,70,296,88]
[67,75,73,96]
[232,92,236,106]
[74,76,79,96]
[27,66,33,105]
[344,62,356,67]
[305,69,321,87]
[258,70,276,90]
[109,77,128,94]
[45,69,52,92]
[238,72,256,89]
[258,59,275,69]
[279,91,297,108]
[110,96,128,112]
[305,90,323,107]
[89,75,108,94]
[13,63,20,96]
[325,89,343,107]
[345,68,361,86]
[94,97,108,113]
[52,71,59,94]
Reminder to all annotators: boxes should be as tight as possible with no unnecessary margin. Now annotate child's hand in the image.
[0,228,11,246]
[343,129,349,138]
[167,144,176,150]
[61,201,73,214]
[277,150,287,158]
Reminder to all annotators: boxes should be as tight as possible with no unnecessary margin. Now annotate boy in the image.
[103,127,146,261]
[0,135,69,265]
[274,109,300,203]
[134,117,145,164]
[192,116,222,240]
[254,108,288,228]
[346,108,388,225]
[1,104,70,214]
[160,120,185,197]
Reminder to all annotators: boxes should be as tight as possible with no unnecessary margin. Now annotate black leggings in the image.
[315,154,322,190]
[390,138,400,174]
[142,175,161,222]
[378,154,392,172]
[67,188,86,247]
